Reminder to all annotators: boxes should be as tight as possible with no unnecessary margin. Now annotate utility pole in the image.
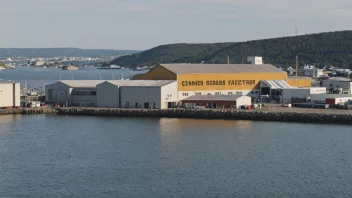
[296,55,299,77]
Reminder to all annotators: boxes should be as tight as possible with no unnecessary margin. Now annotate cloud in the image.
[124,3,153,11]
[214,14,239,19]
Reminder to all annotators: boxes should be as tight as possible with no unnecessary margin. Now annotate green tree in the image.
[110,30,352,69]
[0,62,5,68]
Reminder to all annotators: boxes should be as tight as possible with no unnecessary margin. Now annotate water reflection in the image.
[0,115,23,132]
[159,118,253,134]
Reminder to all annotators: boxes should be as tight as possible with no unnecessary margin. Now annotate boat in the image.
[98,65,122,69]
[131,66,150,71]
[62,66,79,71]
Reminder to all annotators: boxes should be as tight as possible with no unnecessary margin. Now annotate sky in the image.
[0,0,351,50]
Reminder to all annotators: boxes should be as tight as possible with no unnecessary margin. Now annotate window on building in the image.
[255,91,259,94]
[236,92,243,95]
[251,91,254,94]
[194,92,201,95]
[228,92,233,95]
[182,93,189,96]
[330,84,333,87]
[215,92,221,95]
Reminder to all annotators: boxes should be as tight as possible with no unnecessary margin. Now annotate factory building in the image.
[46,80,178,109]
[97,80,177,109]
[133,63,295,100]
[0,82,20,108]
[322,77,352,94]
[287,76,312,87]
[280,87,326,104]
[182,95,252,109]
[45,80,104,107]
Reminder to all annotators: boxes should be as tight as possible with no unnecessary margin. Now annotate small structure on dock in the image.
[181,95,251,109]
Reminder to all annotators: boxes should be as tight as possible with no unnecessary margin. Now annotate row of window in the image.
[182,91,259,96]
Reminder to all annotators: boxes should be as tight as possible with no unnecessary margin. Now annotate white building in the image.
[46,80,178,109]
[247,56,263,65]
[0,82,20,108]
[182,95,252,109]
[280,87,326,104]
[45,80,104,107]
[311,94,352,105]
[322,77,352,94]
[97,80,177,109]
[302,65,324,77]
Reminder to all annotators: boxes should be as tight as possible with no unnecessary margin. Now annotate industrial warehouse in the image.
[44,57,322,109]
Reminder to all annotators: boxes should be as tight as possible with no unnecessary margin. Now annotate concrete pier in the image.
[0,108,58,115]
[1,107,352,124]
[56,108,352,124]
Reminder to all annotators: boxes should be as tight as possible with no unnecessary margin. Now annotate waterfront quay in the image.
[2,107,352,124]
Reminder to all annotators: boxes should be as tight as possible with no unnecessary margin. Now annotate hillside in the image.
[0,48,140,58]
[111,30,352,68]
[0,62,5,68]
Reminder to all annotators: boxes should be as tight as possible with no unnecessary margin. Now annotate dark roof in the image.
[182,95,248,101]
[159,64,285,74]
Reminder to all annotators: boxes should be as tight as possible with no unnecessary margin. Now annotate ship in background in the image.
[62,65,79,70]
[98,65,123,69]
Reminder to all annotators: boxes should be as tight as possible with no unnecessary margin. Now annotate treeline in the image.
[111,30,352,69]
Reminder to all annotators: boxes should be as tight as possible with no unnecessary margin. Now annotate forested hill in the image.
[111,30,352,68]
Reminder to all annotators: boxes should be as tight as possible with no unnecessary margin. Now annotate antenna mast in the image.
[295,24,298,36]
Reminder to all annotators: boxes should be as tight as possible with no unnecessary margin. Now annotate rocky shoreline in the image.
[56,108,352,124]
[0,108,58,115]
[1,107,352,124]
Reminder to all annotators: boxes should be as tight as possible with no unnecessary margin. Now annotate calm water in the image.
[0,66,146,88]
[0,115,352,197]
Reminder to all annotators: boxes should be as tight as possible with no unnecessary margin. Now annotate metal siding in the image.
[120,86,162,108]
[177,73,287,91]
[0,84,14,107]
[160,82,178,109]
[160,64,285,74]
[14,83,20,107]
[97,82,120,108]
[236,96,252,108]
[287,79,312,87]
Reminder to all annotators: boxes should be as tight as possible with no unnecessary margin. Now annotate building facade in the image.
[322,78,352,94]
[45,80,103,107]
[96,80,177,109]
[133,63,295,100]
[182,95,252,109]
[0,82,20,108]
